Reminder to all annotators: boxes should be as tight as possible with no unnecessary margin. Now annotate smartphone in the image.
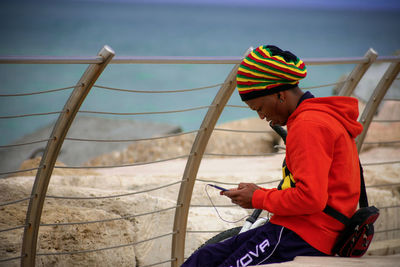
[208,184,229,191]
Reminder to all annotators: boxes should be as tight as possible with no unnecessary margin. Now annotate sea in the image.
[1,0,400,146]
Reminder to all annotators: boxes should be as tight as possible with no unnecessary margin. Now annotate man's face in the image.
[245,94,287,126]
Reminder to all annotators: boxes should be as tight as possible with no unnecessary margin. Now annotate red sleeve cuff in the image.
[252,189,266,209]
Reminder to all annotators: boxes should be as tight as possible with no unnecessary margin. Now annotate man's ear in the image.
[278,90,288,100]
[277,92,285,103]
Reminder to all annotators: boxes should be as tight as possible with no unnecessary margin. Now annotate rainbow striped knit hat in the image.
[237,45,307,101]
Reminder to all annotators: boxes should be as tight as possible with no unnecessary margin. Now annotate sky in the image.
[73,0,400,10]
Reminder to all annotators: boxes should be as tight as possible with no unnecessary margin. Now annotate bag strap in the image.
[323,205,350,225]
[358,162,368,208]
[323,160,368,225]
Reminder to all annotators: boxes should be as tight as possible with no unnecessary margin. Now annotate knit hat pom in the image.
[237,45,307,101]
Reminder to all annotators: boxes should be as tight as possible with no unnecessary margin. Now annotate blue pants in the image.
[183,222,326,266]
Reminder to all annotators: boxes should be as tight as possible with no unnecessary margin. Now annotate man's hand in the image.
[221,183,261,209]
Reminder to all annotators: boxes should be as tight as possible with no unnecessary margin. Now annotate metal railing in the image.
[1,54,400,65]
[0,46,399,266]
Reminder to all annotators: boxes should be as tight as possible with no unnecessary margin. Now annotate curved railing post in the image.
[21,45,115,266]
[171,48,252,266]
[356,60,400,151]
[338,48,378,96]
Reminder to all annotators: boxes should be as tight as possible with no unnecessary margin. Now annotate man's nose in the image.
[257,112,265,120]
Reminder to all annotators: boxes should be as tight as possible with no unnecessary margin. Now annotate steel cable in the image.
[382,97,400,101]
[191,204,236,208]
[363,140,400,145]
[53,154,191,169]
[363,160,400,166]
[214,128,274,134]
[366,183,400,188]
[225,104,248,108]
[78,105,214,116]
[0,225,27,233]
[0,196,33,207]
[204,152,285,157]
[302,80,347,90]
[36,231,176,256]
[371,119,400,123]
[0,111,63,119]
[0,256,22,263]
[187,230,228,233]
[40,205,179,227]
[0,166,42,176]
[46,181,183,200]
[377,205,400,209]
[0,85,76,97]
[94,83,223,93]
[375,228,400,234]
[0,105,213,120]
[63,127,273,143]
[0,138,52,148]
[64,129,200,143]
[196,178,281,186]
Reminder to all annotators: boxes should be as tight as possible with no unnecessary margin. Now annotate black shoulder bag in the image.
[323,163,380,257]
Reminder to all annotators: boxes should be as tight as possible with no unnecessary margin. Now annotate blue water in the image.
[0,0,399,145]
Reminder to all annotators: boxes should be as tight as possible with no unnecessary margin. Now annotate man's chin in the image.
[272,120,287,127]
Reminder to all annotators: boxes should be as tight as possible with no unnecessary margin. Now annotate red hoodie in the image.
[252,96,363,255]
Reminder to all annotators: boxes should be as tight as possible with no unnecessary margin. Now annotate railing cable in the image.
[94,83,223,93]
[0,166,42,176]
[372,119,400,123]
[40,205,179,227]
[36,231,176,256]
[79,105,213,116]
[65,129,200,143]
[375,228,400,234]
[187,230,231,233]
[383,97,400,101]
[204,152,285,157]
[191,204,236,208]
[214,128,274,134]
[0,196,33,207]
[47,181,182,200]
[0,138,52,148]
[377,205,400,209]
[302,80,347,90]
[0,256,23,263]
[0,111,64,119]
[196,178,281,186]
[53,154,192,169]
[366,183,400,189]
[0,85,76,97]
[225,104,248,108]
[363,140,400,145]
[0,105,215,120]
[363,160,400,166]
[0,225,27,233]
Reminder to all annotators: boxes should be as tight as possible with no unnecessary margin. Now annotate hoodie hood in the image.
[289,96,363,139]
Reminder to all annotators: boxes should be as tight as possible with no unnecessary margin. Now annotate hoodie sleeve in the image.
[252,118,335,215]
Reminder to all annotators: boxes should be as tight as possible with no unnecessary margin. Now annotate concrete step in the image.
[367,238,400,256]
[266,254,400,267]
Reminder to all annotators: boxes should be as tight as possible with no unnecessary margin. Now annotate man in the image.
[182,45,363,266]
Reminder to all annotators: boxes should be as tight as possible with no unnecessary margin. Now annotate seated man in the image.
[182,45,363,266]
